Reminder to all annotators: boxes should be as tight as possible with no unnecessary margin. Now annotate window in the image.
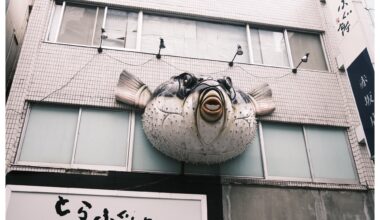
[48,2,137,49]
[261,122,357,183]
[220,127,264,177]
[262,123,311,179]
[288,32,328,71]
[19,104,357,183]
[141,14,249,63]
[132,118,356,183]
[132,114,181,173]
[18,104,131,169]
[57,4,99,45]
[251,29,289,67]
[305,126,357,180]
[47,2,329,71]
[102,9,138,48]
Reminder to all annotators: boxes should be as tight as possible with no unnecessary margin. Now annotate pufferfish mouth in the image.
[200,90,223,122]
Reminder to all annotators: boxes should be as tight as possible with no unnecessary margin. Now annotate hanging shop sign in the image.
[6,185,207,220]
[346,48,374,156]
[115,71,275,164]
[326,0,373,68]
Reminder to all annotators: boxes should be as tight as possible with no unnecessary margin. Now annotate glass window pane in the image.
[220,127,263,177]
[251,28,263,64]
[262,122,311,178]
[132,114,181,173]
[125,12,138,49]
[141,15,249,63]
[195,21,249,62]
[19,105,78,164]
[92,8,104,46]
[47,4,63,42]
[305,126,357,180]
[288,32,328,71]
[141,14,197,57]
[103,9,126,48]
[258,29,289,66]
[74,108,130,166]
[103,10,137,48]
[57,4,97,45]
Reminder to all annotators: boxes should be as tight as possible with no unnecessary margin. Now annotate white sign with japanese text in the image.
[6,185,207,220]
[326,0,368,67]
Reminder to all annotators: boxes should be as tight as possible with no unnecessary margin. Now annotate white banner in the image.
[6,185,207,220]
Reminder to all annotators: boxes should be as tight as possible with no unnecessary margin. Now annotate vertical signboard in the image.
[326,0,368,68]
[346,48,374,156]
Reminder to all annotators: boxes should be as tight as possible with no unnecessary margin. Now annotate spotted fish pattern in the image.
[116,71,275,164]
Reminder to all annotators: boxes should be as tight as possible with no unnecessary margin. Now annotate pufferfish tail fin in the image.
[115,70,152,109]
[248,83,275,116]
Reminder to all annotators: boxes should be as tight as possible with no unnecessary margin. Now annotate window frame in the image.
[45,1,142,52]
[15,104,358,184]
[285,29,331,72]
[46,1,330,71]
[258,121,359,184]
[15,103,133,172]
[247,25,292,68]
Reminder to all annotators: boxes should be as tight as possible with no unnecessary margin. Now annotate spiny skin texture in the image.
[142,73,258,164]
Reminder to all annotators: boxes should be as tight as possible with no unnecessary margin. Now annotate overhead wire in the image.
[27,50,293,103]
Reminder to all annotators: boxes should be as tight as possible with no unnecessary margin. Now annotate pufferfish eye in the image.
[178,72,197,88]
[172,72,198,99]
[183,74,195,87]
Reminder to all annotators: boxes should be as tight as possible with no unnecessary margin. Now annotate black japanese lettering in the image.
[55,196,71,216]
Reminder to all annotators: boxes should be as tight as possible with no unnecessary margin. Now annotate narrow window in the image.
[47,3,63,42]
[92,7,105,46]
[19,104,78,164]
[251,29,289,67]
[103,9,138,49]
[262,122,311,179]
[74,108,130,166]
[287,32,328,71]
[57,4,98,45]
[305,126,357,181]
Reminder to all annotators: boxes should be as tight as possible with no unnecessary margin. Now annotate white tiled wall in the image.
[6,0,374,189]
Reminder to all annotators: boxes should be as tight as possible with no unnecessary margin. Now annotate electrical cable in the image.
[35,50,293,103]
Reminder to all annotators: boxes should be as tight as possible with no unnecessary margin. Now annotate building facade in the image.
[6,0,374,219]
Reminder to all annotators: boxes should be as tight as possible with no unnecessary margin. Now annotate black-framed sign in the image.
[346,48,374,156]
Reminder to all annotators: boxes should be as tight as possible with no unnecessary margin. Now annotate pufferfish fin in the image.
[115,70,152,109]
[248,83,275,116]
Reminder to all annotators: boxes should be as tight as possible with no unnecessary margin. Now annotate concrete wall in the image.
[223,185,374,220]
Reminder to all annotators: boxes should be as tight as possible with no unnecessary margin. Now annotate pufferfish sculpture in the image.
[115,71,275,164]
